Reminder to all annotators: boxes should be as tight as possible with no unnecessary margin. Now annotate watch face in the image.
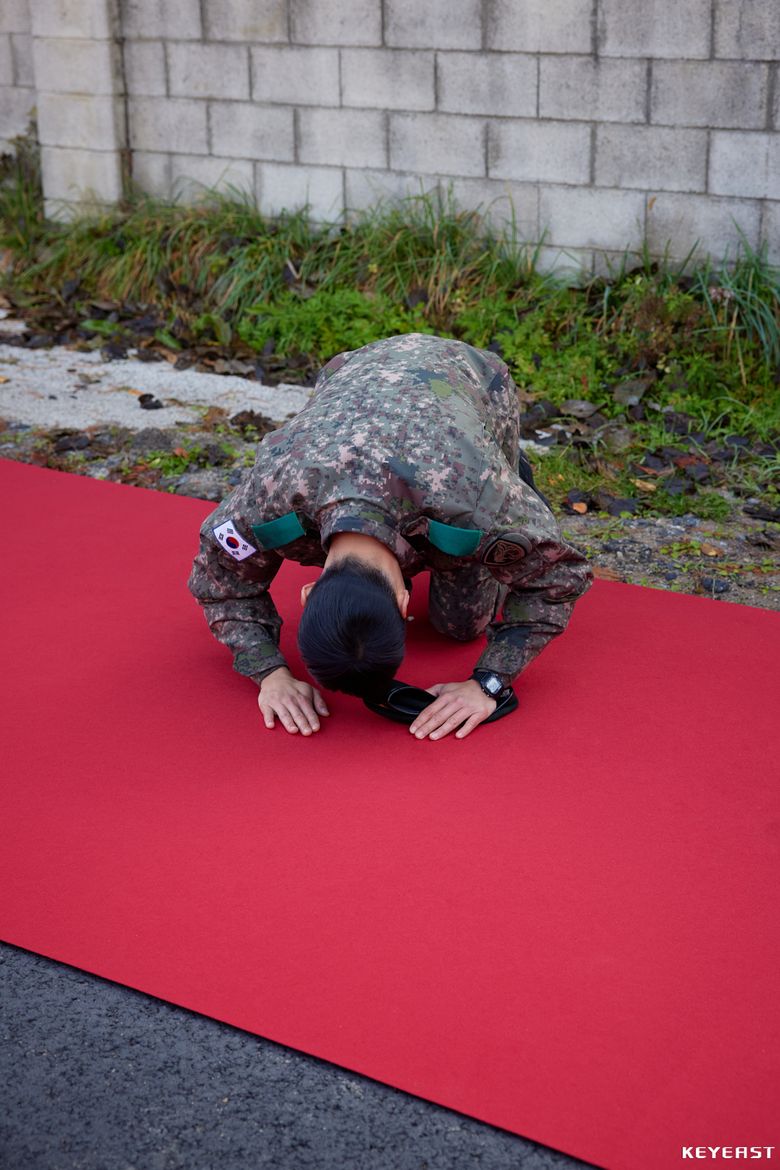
[484,675,503,695]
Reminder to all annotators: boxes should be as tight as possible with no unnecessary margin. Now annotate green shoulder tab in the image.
[251,512,307,550]
[427,518,483,557]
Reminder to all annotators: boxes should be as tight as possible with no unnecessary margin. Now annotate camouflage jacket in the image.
[187,333,593,688]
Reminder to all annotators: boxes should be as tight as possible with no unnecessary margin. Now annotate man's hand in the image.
[409,680,496,741]
[258,667,330,735]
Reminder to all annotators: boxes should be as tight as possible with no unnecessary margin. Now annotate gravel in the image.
[0,338,312,431]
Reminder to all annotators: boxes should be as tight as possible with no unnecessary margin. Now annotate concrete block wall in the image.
[2,0,779,266]
[0,0,35,152]
[0,0,128,218]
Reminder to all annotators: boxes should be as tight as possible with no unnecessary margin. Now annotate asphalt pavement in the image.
[1,942,596,1170]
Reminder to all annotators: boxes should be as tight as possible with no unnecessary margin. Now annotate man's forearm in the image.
[187,536,287,686]
[474,603,577,686]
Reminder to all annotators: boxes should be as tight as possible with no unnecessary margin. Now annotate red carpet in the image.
[1,458,778,1170]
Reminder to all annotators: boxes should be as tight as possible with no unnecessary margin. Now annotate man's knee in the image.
[429,608,492,642]
[428,570,502,642]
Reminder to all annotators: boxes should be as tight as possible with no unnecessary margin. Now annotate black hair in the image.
[297,556,406,698]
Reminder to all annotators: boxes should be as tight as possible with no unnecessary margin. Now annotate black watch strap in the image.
[471,669,512,701]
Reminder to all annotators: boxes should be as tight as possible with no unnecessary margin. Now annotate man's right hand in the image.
[257,667,330,735]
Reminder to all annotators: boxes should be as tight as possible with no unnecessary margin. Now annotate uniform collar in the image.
[318,501,413,561]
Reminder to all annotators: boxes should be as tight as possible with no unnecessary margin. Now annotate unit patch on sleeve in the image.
[482,534,533,566]
[212,519,258,562]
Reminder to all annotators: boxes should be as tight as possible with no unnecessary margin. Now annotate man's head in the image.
[297,555,408,698]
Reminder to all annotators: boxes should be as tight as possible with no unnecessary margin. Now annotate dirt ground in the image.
[1,411,777,613]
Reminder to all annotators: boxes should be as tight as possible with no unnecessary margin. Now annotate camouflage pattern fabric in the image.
[187,333,593,688]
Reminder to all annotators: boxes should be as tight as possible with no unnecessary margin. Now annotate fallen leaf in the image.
[700,543,722,557]
[613,375,655,406]
[602,425,634,453]
[571,501,588,514]
[632,478,658,493]
[594,567,623,581]
[744,503,780,522]
[201,405,229,427]
[671,453,704,468]
[745,530,776,550]
[138,393,163,410]
[0,375,10,383]
[560,398,601,419]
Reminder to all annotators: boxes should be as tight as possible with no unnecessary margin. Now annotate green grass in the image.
[0,122,45,257]
[2,132,779,520]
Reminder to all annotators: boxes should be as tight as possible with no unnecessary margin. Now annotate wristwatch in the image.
[471,669,512,702]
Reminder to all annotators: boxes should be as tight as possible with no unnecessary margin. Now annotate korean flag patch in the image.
[212,519,257,562]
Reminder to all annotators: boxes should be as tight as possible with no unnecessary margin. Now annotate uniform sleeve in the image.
[187,509,288,687]
[474,537,593,685]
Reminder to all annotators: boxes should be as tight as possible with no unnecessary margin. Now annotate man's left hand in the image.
[409,680,496,741]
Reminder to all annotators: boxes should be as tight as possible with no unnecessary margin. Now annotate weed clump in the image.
[2,134,779,519]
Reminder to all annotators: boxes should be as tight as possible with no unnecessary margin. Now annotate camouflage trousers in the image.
[428,562,507,642]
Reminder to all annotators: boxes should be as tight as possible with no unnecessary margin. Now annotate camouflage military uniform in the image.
[187,333,593,689]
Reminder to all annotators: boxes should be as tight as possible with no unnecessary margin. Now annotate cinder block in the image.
[0,84,35,136]
[251,47,339,107]
[539,56,646,123]
[645,192,761,260]
[762,200,780,264]
[122,0,201,40]
[204,0,287,43]
[43,197,93,221]
[345,167,436,210]
[167,43,249,101]
[258,161,345,219]
[597,0,711,58]
[40,144,124,203]
[0,34,12,82]
[591,247,655,276]
[0,0,30,34]
[290,0,381,46]
[170,155,255,200]
[123,40,167,97]
[32,37,119,94]
[342,49,434,111]
[486,0,593,54]
[385,0,482,49]
[438,52,536,117]
[130,151,172,198]
[30,0,115,40]
[651,62,768,130]
[715,1,780,60]
[596,125,707,193]
[37,92,124,150]
[709,132,780,200]
[298,108,387,168]
[489,119,590,184]
[128,97,208,154]
[210,101,295,162]
[534,244,593,278]
[538,185,646,250]
[389,111,485,177]
[445,177,539,238]
[11,33,34,87]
